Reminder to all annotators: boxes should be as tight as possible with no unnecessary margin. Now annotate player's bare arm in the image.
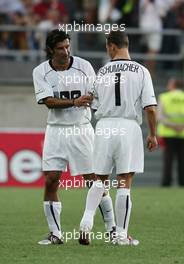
[43,95,93,109]
[144,105,158,152]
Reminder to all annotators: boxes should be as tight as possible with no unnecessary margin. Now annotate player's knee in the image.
[83,173,97,181]
[45,173,60,190]
[117,173,134,188]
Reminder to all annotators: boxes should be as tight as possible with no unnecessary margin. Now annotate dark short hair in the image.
[45,29,70,59]
[106,30,129,49]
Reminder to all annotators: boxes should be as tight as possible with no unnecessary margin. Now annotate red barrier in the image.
[0,131,83,188]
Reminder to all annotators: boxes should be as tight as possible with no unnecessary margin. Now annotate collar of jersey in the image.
[110,59,132,62]
[49,56,74,71]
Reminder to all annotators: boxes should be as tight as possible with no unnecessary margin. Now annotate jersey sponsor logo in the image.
[54,90,81,99]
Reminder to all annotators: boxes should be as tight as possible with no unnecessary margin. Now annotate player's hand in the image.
[73,95,93,107]
[88,92,94,99]
[146,135,158,152]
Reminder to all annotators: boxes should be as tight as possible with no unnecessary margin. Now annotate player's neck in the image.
[51,57,71,71]
[112,49,131,61]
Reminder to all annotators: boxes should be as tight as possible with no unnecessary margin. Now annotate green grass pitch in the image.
[0,187,184,264]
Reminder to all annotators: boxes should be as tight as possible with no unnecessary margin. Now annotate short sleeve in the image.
[32,67,54,104]
[141,68,157,109]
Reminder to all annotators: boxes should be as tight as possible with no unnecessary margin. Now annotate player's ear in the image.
[108,43,116,52]
[111,43,116,51]
[46,46,54,54]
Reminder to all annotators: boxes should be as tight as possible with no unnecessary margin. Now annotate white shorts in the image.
[94,118,144,175]
[146,32,162,52]
[42,123,94,176]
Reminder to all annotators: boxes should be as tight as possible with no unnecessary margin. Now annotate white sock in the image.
[43,201,62,239]
[115,188,132,239]
[80,180,105,232]
[99,193,115,232]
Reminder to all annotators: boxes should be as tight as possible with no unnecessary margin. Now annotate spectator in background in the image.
[161,1,181,69]
[79,0,99,50]
[177,1,184,29]
[0,0,25,14]
[22,0,40,26]
[98,0,121,23]
[117,0,140,53]
[33,0,69,23]
[21,0,41,50]
[98,0,139,27]
[11,11,28,50]
[157,78,184,186]
[59,0,78,22]
[83,0,97,24]
[37,9,64,30]
[139,0,165,76]
[0,30,10,50]
[117,0,139,27]
[0,0,26,51]
[35,9,65,48]
[0,14,10,50]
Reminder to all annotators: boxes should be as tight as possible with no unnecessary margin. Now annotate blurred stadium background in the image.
[1,0,184,188]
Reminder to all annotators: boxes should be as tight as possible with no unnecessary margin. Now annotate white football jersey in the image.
[92,59,157,125]
[33,56,96,125]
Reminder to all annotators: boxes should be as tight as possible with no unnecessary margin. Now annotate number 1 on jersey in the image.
[115,73,121,106]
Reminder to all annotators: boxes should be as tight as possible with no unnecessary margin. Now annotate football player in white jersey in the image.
[79,30,158,246]
[33,29,115,245]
